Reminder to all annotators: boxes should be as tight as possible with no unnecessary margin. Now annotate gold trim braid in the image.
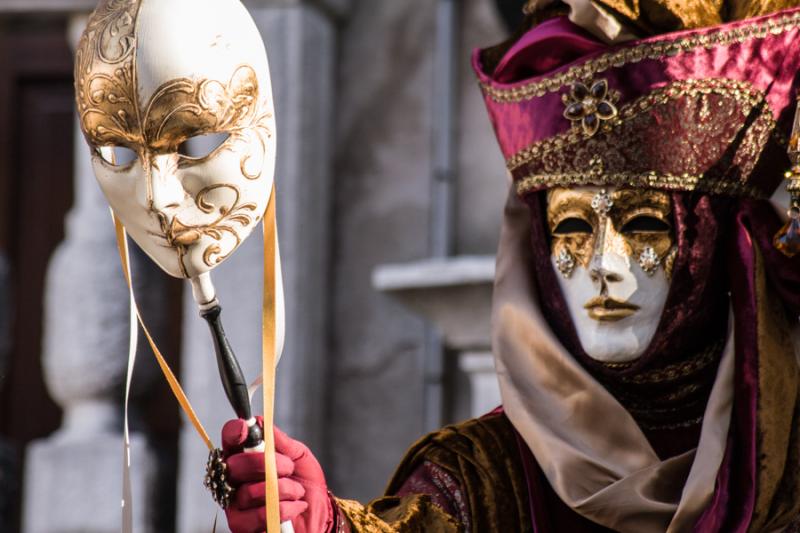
[481,10,800,103]
[511,78,783,198]
[507,79,774,171]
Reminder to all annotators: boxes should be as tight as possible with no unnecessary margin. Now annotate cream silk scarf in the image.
[491,190,734,532]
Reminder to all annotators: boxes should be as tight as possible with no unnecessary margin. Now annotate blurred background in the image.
[0,0,526,531]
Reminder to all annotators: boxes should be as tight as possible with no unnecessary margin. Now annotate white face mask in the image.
[546,187,676,363]
[75,0,276,279]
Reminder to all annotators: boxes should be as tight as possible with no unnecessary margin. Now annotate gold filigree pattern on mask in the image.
[74,0,141,146]
[159,184,258,277]
[547,188,674,275]
[80,59,271,161]
[512,79,781,199]
[480,11,800,103]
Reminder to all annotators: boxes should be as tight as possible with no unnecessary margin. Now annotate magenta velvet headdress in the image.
[473,9,800,201]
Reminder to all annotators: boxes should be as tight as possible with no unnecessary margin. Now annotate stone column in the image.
[458,352,501,417]
[177,2,341,530]
[22,15,164,533]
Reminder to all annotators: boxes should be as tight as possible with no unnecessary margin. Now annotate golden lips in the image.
[167,217,202,246]
[583,296,640,322]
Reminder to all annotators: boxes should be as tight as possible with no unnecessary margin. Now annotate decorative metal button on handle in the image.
[204,448,233,510]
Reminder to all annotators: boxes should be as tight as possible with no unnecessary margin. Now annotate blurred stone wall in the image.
[326,0,507,501]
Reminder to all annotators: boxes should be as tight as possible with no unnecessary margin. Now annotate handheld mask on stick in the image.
[75,1,287,531]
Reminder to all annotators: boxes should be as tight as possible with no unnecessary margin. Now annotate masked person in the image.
[228,1,800,532]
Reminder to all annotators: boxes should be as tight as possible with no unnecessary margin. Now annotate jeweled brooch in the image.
[562,79,619,136]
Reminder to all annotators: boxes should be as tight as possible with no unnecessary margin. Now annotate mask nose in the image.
[590,266,623,296]
[589,217,627,293]
[145,153,184,212]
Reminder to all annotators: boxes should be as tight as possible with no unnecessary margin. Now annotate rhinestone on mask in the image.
[639,246,661,276]
[591,189,613,217]
[556,248,577,278]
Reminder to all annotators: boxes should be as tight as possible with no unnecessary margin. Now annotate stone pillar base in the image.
[459,351,501,417]
[23,432,154,533]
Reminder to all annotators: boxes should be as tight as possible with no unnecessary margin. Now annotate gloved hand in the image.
[222,417,334,533]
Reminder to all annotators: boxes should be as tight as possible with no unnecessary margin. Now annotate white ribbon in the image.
[114,208,137,533]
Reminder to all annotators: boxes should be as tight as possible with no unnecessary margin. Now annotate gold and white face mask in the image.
[546,187,676,363]
[75,0,276,279]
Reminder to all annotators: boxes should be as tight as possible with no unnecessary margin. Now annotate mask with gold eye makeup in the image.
[546,186,676,363]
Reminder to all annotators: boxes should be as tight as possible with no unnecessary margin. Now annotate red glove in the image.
[221,417,334,533]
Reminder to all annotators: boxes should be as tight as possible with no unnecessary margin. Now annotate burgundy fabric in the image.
[695,200,800,530]
[395,461,470,528]
[741,199,800,315]
[473,11,800,197]
[492,18,607,84]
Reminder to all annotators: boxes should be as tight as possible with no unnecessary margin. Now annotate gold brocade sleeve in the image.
[589,0,800,35]
[334,496,461,533]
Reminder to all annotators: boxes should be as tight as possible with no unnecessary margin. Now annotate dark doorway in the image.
[0,22,75,532]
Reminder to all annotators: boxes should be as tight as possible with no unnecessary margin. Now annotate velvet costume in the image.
[331,3,800,531]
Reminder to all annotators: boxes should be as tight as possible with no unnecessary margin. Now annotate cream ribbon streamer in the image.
[114,209,137,533]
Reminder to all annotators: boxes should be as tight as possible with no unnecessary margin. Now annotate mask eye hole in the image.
[179,132,231,159]
[553,217,593,235]
[621,215,670,233]
[96,146,138,167]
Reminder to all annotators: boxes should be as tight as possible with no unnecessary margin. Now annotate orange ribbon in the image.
[262,184,281,533]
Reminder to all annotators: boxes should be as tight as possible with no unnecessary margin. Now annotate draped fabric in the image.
[586,0,800,37]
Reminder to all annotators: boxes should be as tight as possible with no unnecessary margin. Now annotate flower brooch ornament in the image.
[563,79,619,137]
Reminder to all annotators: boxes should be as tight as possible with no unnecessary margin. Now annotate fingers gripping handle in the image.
[241,440,296,533]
